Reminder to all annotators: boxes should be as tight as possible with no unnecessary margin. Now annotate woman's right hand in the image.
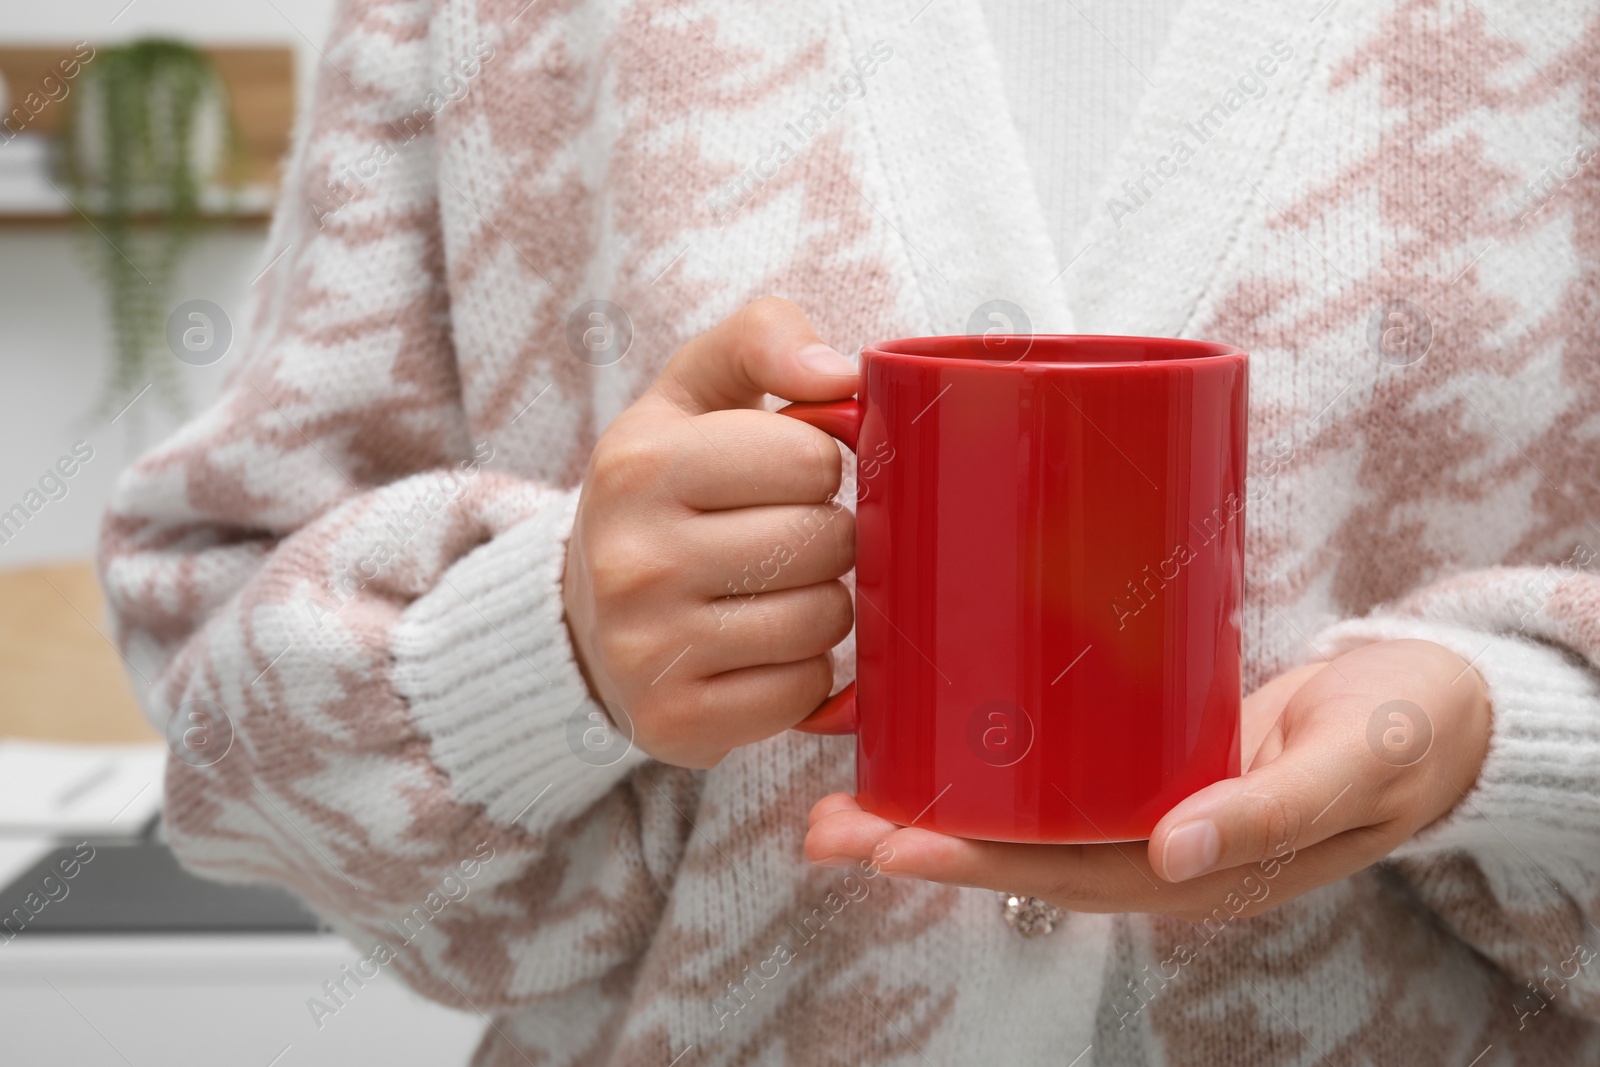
[562,298,861,769]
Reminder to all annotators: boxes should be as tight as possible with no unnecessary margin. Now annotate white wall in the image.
[0,231,264,568]
[0,6,488,1062]
[0,0,338,570]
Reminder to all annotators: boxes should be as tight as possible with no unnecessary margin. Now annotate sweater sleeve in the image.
[1315,563,1600,1022]
[98,0,689,1024]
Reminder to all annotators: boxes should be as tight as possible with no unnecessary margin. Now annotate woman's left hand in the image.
[804,639,1493,922]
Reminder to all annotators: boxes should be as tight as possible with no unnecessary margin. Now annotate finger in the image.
[668,408,848,510]
[805,802,902,865]
[804,807,1155,901]
[1149,717,1372,883]
[652,297,858,416]
[684,505,855,597]
[807,805,1409,922]
[808,792,861,829]
[689,654,836,751]
[1154,823,1405,924]
[694,581,854,675]
[805,814,976,878]
[1241,660,1327,770]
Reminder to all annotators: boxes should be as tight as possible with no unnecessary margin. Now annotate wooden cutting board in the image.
[0,560,158,743]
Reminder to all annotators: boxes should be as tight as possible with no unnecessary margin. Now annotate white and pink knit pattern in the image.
[101,0,1600,1063]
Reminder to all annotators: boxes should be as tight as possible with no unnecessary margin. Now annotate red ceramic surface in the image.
[780,335,1248,843]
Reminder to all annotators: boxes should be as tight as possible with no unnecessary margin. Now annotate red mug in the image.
[780,334,1247,843]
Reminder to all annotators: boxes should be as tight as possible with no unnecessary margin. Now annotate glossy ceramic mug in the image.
[779,335,1248,843]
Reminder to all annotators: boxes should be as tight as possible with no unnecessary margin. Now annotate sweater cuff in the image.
[1317,617,1600,861]
[392,487,649,831]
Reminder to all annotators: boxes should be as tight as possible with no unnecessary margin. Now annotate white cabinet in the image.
[0,935,484,1066]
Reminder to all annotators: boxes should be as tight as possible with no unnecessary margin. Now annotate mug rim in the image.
[863,333,1248,369]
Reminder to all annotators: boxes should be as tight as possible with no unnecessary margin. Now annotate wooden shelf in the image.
[0,44,293,226]
[0,210,272,228]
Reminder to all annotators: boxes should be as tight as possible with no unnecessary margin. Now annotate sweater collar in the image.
[839,0,1321,342]
[1068,0,1330,337]
[836,0,1075,337]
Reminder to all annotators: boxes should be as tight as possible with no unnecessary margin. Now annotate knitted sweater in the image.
[979,0,1185,262]
[100,0,1600,1064]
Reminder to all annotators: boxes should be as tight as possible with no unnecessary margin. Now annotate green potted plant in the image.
[58,39,241,422]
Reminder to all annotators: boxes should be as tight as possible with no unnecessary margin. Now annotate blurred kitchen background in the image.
[0,2,482,1062]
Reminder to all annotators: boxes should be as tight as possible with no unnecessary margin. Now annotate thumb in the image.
[1149,714,1368,883]
[1145,661,1340,882]
[1148,758,1332,884]
[654,297,858,415]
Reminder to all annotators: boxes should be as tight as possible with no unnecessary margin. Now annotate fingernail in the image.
[797,343,857,377]
[810,854,854,867]
[1161,820,1220,882]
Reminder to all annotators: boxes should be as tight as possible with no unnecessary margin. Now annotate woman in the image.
[102,0,1600,1063]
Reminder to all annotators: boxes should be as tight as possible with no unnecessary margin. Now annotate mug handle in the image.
[776,398,863,735]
